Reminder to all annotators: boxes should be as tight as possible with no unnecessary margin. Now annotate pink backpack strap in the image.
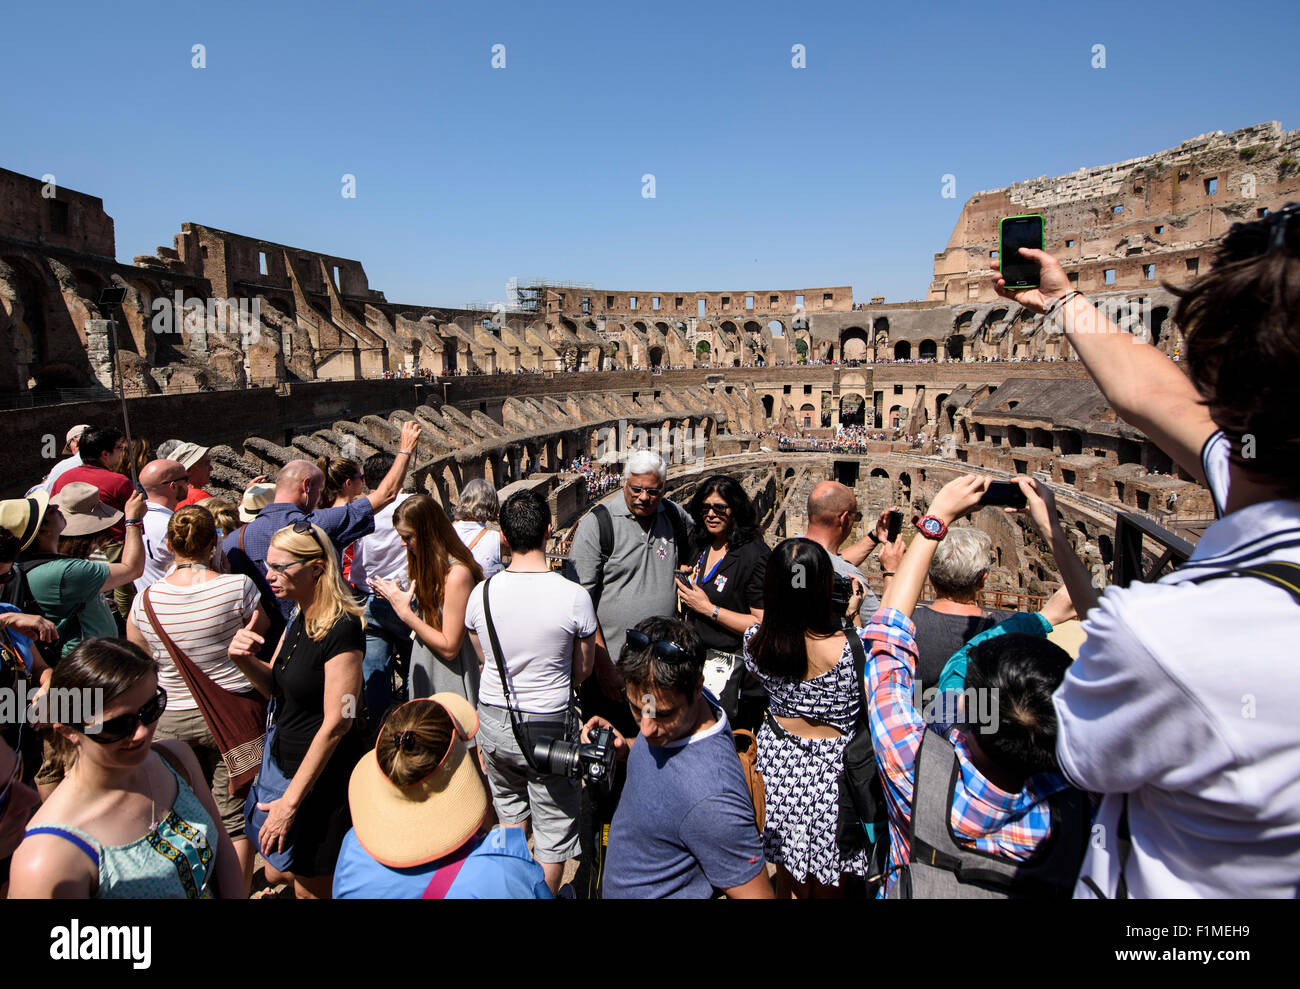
[420,838,476,899]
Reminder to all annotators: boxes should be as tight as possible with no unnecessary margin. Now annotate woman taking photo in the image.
[675,475,769,731]
[9,637,245,898]
[126,505,269,888]
[369,494,483,706]
[742,537,871,898]
[228,521,365,899]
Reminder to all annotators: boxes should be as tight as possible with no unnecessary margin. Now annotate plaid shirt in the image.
[863,607,1070,896]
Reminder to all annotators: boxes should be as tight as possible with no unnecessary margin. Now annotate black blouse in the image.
[272,610,365,775]
[684,537,770,652]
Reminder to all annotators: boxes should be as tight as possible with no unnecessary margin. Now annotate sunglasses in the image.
[627,485,663,497]
[701,502,731,516]
[625,628,693,663]
[67,687,167,744]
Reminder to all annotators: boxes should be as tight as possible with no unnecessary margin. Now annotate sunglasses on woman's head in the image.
[67,687,167,744]
[625,628,692,663]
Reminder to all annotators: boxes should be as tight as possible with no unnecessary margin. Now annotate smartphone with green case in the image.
[999,214,1045,289]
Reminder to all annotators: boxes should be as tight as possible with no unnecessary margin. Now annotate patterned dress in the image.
[24,754,219,898]
[742,624,873,886]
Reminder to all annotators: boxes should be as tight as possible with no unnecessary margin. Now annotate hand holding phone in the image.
[980,481,1028,509]
[999,214,1045,289]
[885,510,903,542]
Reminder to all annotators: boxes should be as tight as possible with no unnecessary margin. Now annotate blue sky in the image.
[2,0,1296,308]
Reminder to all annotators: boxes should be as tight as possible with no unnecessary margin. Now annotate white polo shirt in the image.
[349,493,411,587]
[1055,432,1300,897]
[134,502,175,593]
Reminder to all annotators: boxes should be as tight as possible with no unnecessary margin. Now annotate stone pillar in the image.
[85,319,115,389]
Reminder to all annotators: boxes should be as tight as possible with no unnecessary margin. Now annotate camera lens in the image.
[532,736,581,778]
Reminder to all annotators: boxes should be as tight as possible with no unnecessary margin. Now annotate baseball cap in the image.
[170,442,210,470]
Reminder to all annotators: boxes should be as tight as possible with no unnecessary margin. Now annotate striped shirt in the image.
[128,574,261,710]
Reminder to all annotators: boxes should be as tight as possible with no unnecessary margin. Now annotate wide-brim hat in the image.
[171,442,210,470]
[51,482,123,537]
[348,692,486,869]
[0,491,51,552]
[238,482,276,523]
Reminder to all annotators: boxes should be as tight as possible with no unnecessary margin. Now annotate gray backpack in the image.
[888,728,1090,899]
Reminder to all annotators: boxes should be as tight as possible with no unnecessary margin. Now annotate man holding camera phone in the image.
[581,616,773,899]
[990,211,1300,897]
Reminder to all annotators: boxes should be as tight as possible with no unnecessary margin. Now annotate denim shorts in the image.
[476,702,581,864]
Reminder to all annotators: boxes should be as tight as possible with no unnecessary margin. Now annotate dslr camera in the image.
[533,726,617,791]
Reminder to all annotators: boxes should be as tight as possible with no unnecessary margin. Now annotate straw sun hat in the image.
[347,692,487,869]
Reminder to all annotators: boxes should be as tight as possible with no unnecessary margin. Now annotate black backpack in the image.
[837,630,890,889]
[889,728,1091,899]
[569,500,690,607]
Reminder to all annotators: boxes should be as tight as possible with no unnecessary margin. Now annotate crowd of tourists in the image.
[565,457,620,499]
[0,207,1297,900]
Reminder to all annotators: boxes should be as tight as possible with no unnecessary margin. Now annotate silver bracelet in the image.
[399,448,415,455]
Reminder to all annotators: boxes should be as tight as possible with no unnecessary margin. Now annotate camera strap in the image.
[481,573,543,772]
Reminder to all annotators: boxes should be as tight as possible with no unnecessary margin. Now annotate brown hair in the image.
[1171,204,1300,495]
[393,495,483,628]
[57,532,111,560]
[49,638,158,763]
[315,456,362,507]
[374,700,456,787]
[114,437,153,479]
[167,505,217,559]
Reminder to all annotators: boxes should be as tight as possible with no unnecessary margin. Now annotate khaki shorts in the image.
[155,705,247,838]
[476,703,581,864]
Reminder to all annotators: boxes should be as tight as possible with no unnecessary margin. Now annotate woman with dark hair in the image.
[369,494,484,706]
[315,456,365,585]
[742,537,870,898]
[675,475,770,731]
[8,637,245,898]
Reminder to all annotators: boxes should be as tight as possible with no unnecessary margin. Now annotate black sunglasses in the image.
[625,628,693,663]
[291,519,329,557]
[67,687,167,745]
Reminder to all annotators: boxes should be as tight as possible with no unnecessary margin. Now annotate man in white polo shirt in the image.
[134,459,190,593]
[992,210,1300,898]
[28,424,89,496]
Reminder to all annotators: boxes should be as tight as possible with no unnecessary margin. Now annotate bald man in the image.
[800,481,882,625]
[133,458,191,593]
[222,420,423,648]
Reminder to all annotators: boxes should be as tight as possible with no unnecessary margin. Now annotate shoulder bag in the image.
[143,587,267,794]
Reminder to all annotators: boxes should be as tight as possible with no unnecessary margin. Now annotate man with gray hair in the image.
[911,526,1013,695]
[567,450,693,715]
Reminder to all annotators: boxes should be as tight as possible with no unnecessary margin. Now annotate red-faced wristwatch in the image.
[913,514,948,540]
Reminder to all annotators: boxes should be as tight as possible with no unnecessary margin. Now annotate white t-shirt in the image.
[134,502,175,593]
[1055,431,1300,897]
[453,520,503,578]
[350,493,411,586]
[465,570,597,713]
[129,574,260,711]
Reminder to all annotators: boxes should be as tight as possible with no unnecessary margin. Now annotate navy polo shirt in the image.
[222,499,377,634]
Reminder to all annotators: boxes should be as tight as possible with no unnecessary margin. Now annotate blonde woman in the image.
[369,495,483,705]
[228,521,364,899]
